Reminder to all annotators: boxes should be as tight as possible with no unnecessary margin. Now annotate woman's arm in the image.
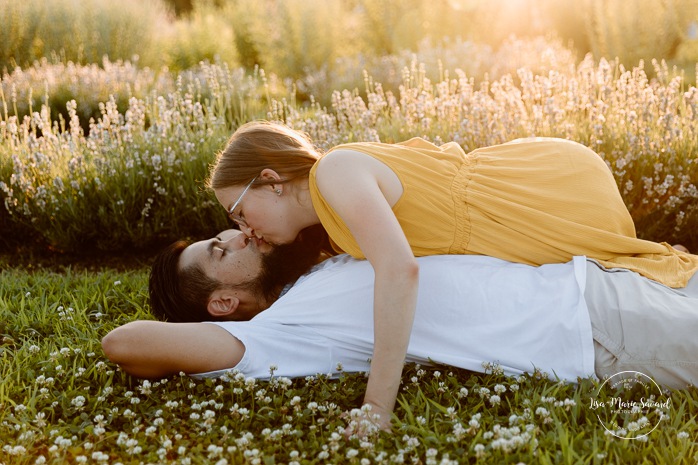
[315,150,419,431]
[101,320,245,378]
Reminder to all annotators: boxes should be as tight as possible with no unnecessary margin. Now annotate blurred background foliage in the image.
[2,0,698,130]
[1,0,697,76]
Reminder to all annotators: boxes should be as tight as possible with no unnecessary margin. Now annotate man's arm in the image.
[101,320,244,378]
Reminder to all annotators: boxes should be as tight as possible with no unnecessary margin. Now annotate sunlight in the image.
[448,0,544,36]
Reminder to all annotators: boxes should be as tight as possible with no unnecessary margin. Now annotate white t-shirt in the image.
[199,254,595,382]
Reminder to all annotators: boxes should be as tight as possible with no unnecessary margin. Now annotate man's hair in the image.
[148,240,260,323]
[148,224,334,323]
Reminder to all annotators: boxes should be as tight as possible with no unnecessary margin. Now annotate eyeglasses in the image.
[228,176,257,228]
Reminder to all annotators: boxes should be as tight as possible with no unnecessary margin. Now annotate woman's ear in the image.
[260,168,284,195]
[259,168,283,182]
[207,289,241,318]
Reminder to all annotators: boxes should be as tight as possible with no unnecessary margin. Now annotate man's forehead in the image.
[178,241,204,271]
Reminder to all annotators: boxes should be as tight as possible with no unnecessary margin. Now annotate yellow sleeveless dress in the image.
[308,137,698,288]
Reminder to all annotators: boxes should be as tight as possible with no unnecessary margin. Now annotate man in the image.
[148,224,330,322]
[102,229,698,389]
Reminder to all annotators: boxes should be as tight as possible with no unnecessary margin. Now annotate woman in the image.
[208,121,698,431]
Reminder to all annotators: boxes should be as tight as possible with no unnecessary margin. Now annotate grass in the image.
[1,266,697,464]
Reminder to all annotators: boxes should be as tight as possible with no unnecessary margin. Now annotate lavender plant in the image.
[1,39,697,254]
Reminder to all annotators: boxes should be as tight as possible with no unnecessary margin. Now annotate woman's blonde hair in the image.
[208,121,321,189]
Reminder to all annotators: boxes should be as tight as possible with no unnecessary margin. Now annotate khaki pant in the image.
[585,260,698,389]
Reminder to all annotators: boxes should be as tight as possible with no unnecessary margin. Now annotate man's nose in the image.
[221,232,248,249]
[239,224,255,238]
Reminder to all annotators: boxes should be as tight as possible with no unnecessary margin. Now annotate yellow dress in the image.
[308,137,698,288]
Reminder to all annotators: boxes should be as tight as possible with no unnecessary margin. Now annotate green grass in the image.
[1,266,697,464]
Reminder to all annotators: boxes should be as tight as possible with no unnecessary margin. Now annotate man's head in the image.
[149,227,331,322]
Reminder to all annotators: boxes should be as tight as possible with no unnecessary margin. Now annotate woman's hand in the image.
[342,403,391,439]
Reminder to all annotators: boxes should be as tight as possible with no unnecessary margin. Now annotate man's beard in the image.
[256,224,332,303]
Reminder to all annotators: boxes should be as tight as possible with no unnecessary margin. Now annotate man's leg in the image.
[585,261,698,389]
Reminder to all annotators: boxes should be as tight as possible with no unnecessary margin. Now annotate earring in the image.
[275,189,282,196]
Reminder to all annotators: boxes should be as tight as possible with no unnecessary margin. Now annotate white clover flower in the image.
[494,384,506,394]
[138,380,152,395]
[3,445,28,455]
[677,431,689,439]
[71,396,86,408]
[489,395,501,406]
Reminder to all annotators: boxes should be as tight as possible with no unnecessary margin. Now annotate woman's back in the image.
[309,137,698,288]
